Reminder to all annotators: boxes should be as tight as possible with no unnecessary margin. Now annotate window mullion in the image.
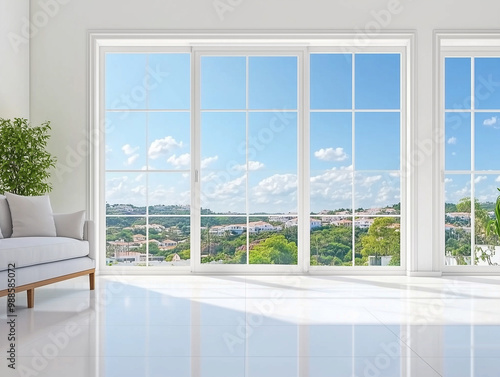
[191,49,200,272]
[470,57,476,265]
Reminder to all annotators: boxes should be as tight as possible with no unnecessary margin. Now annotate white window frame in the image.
[436,32,500,273]
[90,32,414,275]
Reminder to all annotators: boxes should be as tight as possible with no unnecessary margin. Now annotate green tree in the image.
[456,197,480,213]
[360,218,400,265]
[249,235,297,264]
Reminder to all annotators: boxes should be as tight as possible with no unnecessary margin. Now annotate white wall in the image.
[0,0,29,118]
[26,0,500,272]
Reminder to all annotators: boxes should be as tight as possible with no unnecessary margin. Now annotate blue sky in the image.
[105,52,402,214]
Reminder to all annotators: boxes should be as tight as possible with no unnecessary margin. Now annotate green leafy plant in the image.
[476,187,500,266]
[0,118,57,196]
[486,188,500,239]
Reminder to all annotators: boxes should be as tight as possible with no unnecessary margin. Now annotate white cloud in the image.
[106,176,128,199]
[310,168,352,210]
[233,160,265,171]
[360,175,382,186]
[125,154,140,166]
[447,137,457,145]
[167,153,190,168]
[148,136,183,159]
[105,145,113,153]
[474,175,488,184]
[496,176,500,182]
[483,116,498,127]
[455,183,471,199]
[252,174,297,205]
[254,174,297,195]
[131,185,146,196]
[122,144,139,156]
[201,155,219,169]
[444,178,453,183]
[376,183,396,204]
[314,147,348,162]
[201,174,247,212]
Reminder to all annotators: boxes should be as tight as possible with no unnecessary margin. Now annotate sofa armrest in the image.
[83,220,96,260]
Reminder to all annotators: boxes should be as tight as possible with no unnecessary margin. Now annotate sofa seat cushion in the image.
[0,237,89,271]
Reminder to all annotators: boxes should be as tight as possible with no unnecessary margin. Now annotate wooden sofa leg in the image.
[27,289,35,308]
[89,272,95,291]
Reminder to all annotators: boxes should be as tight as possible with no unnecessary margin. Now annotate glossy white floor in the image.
[1,275,500,377]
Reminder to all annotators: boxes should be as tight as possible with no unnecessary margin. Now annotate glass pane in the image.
[354,217,400,266]
[106,172,146,215]
[474,175,500,266]
[475,57,500,109]
[310,169,352,214]
[248,216,297,265]
[105,112,147,170]
[355,112,400,170]
[310,112,352,169]
[355,54,400,110]
[475,112,500,170]
[248,112,297,215]
[247,112,297,170]
[249,56,297,110]
[106,217,146,266]
[148,217,190,266]
[444,174,472,266]
[310,53,352,110]
[148,53,190,110]
[148,173,190,207]
[445,57,471,110]
[201,216,247,264]
[201,56,246,110]
[105,53,147,110]
[354,172,401,214]
[445,112,471,171]
[148,112,190,170]
[201,112,246,170]
[201,112,246,215]
[310,218,353,266]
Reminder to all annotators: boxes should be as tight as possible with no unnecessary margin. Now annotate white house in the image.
[446,212,471,221]
[285,218,321,229]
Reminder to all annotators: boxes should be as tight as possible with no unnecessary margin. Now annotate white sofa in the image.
[0,195,95,308]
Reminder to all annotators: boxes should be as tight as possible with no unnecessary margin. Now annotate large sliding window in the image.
[443,54,500,267]
[95,35,410,273]
[309,53,402,267]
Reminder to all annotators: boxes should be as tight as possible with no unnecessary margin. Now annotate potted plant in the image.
[0,118,57,195]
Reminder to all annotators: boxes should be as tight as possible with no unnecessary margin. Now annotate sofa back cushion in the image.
[5,193,56,237]
[0,195,12,238]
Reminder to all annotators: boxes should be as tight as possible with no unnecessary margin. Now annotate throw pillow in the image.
[5,192,57,237]
[53,211,86,240]
[0,194,12,238]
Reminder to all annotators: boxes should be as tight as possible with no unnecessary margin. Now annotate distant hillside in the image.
[445,201,495,213]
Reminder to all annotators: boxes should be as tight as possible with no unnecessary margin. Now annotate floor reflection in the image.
[1,275,500,376]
